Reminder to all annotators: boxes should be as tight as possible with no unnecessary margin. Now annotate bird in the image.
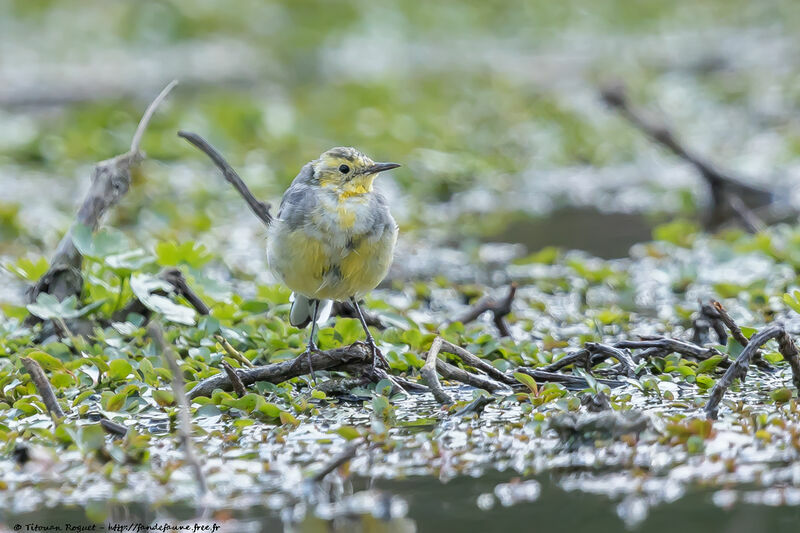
[266,147,400,381]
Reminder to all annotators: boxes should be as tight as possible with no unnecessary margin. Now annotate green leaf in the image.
[259,402,282,418]
[153,389,175,407]
[222,393,265,413]
[138,358,158,386]
[105,249,154,274]
[513,372,538,395]
[695,375,715,390]
[104,391,128,411]
[784,292,800,315]
[27,351,65,372]
[107,359,133,381]
[279,411,299,426]
[697,355,725,374]
[771,388,793,403]
[155,241,212,268]
[79,424,106,452]
[334,318,363,344]
[3,256,49,281]
[27,293,104,320]
[72,224,130,259]
[129,273,196,325]
[335,426,361,441]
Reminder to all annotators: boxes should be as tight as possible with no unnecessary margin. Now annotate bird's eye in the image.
[338,164,350,174]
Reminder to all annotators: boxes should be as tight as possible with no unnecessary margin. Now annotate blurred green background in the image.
[1,0,799,292]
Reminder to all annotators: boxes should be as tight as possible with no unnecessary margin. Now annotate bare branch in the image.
[311,442,362,482]
[220,361,247,397]
[26,80,177,322]
[450,283,517,337]
[178,131,272,227]
[148,322,209,496]
[600,82,772,231]
[131,80,178,154]
[187,343,373,399]
[435,359,510,394]
[420,337,454,405]
[438,339,517,385]
[705,324,799,419]
[216,335,254,369]
[20,357,65,420]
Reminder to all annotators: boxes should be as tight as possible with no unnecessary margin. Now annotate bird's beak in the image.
[363,162,401,175]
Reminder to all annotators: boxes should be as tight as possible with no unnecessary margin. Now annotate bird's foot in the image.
[354,338,388,371]
[301,342,321,385]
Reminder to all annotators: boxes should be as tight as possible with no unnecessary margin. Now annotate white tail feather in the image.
[289,293,333,328]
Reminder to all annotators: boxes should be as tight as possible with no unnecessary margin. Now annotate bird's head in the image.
[312,147,399,196]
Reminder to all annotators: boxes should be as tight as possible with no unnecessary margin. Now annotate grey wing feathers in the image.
[278,186,317,229]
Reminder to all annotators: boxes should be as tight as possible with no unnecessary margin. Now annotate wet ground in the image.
[4,1,800,532]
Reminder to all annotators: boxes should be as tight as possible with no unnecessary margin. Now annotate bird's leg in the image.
[351,297,388,370]
[303,299,321,385]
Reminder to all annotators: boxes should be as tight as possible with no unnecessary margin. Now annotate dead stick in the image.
[438,339,517,385]
[586,342,638,377]
[311,442,362,482]
[600,82,768,231]
[178,131,272,227]
[162,269,210,316]
[20,357,65,419]
[515,367,625,390]
[711,300,772,372]
[26,81,178,321]
[705,324,799,419]
[100,418,128,437]
[148,321,209,496]
[220,361,247,397]
[435,359,510,394]
[711,301,749,347]
[540,349,591,373]
[216,335,254,369]
[451,283,517,337]
[188,343,373,399]
[420,337,453,405]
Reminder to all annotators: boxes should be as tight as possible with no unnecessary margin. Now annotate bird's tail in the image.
[289,293,333,329]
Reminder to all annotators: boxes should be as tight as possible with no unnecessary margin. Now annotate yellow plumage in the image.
[265,146,399,373]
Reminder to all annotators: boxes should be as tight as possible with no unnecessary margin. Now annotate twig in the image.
[100,418,128,437]
[453,395,495,416]
[20,357,65,420]
[692,300,728,345]
[600,82,771,231]
[188,343,373,399]
[420,337,454,405]
[711,301,748,347]
[450,283,517,337]
[220,361,247,397]
[515,368,625,390]
[311,442,362,482]
[705,324,800,419]
[438,339,517,385]
[215,335,254,369]
[178,131,272,227]
[613,338,721,361]
[586,342,638,377]
[162,268,210,316]
[131,80,178,154]
[711,300,772,373]
[147,322,209,496]
[540,349,591,373]
[26,80,178,323]
[435,359,510,394]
